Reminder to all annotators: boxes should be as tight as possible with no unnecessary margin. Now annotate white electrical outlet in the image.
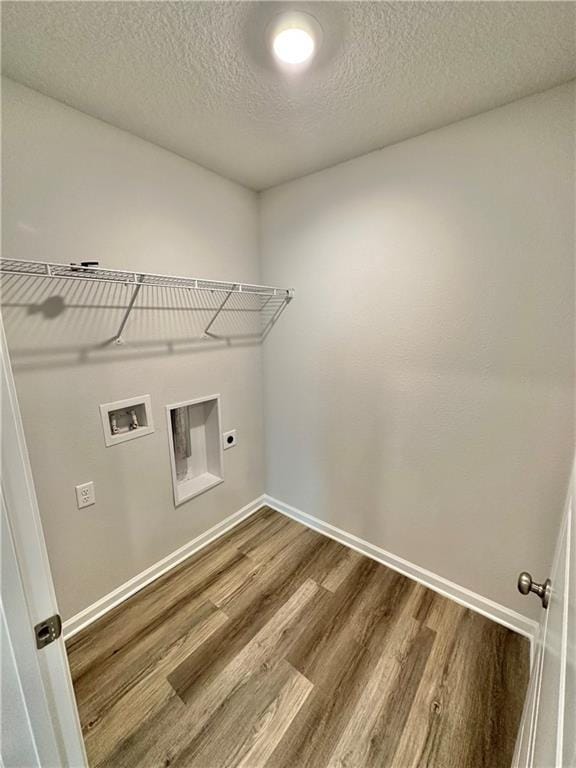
[222,429,237,450]
[75,481,95,509]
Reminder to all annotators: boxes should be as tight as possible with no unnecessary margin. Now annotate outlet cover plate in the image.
[76,481,95,509]
[223,429,237,450]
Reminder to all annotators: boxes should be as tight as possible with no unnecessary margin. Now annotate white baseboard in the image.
[64,491,538,644]
[62,495,266,640]
[264,494,538,641]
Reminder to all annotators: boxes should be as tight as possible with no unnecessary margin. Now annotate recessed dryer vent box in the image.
[166,395,224,506]
[100,395,154,447]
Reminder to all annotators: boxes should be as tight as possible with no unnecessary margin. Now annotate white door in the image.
[2,493,61,767]
[0,319,87,767]
[514,466,574,768]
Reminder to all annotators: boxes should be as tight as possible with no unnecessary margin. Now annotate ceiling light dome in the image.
[269,12,322,68]
[273,27,314,64]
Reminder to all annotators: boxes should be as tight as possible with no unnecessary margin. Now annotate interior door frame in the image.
[1,317,87,767]
[513,461,574,767]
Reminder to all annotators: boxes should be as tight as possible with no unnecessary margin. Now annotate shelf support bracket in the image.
[204,287,236,338]
[113,279,143,345]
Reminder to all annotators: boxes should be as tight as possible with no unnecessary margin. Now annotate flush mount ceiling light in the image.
[269,12,322,68]
[274,27,314,64]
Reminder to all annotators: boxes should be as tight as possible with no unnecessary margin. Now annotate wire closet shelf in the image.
[0,258,294,342]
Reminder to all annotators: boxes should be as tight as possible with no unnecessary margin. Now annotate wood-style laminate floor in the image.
[67,507,530,768]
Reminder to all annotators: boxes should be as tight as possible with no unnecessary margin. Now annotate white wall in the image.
[3,76,574,624]
[1,79,265,620]
[260,82,575,619]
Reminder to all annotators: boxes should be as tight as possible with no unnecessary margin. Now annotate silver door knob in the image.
[517,571,551,609]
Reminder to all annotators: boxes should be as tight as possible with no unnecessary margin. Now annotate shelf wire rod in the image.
[0,259,291,298]
[260,294,274,312]
[261,297,291,339]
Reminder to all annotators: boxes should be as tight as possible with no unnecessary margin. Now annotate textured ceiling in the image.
[2,1,575,190]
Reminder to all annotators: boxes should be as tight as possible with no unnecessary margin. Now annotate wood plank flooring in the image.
[66,507,530,768]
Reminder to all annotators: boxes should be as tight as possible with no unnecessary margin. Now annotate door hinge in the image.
[34,614,62,649]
